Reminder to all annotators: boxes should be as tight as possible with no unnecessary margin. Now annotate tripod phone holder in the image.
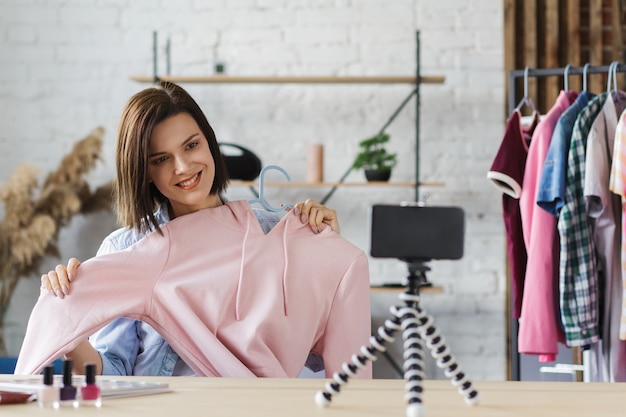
[315,205,479,417]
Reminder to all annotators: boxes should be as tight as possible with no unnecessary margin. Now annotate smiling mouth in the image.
[178,172,201,188]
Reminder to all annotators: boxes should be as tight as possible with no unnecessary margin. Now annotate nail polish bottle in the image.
[37,365,60,409]
[80,363,101,407]
[60,359,78,407]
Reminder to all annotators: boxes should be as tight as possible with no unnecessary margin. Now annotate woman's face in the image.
[148,112,221,218]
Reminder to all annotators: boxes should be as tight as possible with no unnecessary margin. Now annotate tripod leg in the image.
[399,293,479,406]
[316,269,479,414]
[395,305,426,417]
[315,315,401,407]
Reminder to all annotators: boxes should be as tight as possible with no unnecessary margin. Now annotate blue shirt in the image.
[90,203,281,376]
[536,91,594,215]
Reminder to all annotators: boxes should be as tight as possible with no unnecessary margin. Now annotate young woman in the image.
[40,81,340,376]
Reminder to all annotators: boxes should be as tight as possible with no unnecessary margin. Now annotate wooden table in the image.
[1,375,625,416]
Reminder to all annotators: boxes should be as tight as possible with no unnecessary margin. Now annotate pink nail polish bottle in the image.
[80,363,101,407]
[37,365,60,408]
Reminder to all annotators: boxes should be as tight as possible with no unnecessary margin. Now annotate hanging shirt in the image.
[15,200,372,378]
[610,108,626,342]
[558,93,607,347]
[537,91,595,215]
[488,110,540,318]
[518,91,576,361]
[584,93,626,382]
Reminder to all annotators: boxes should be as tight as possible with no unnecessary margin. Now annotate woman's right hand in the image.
[40,258,81,299]
[40,258,101,375]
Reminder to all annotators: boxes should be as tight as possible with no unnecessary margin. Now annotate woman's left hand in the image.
[290,199,340,234]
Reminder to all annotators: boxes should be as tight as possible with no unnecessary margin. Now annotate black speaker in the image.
[219,143,262,181]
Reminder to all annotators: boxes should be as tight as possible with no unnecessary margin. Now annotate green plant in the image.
[352,132,398,173]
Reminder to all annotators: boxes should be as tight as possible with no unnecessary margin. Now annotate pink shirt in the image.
[15,200,372,378]
[517,91,576,361]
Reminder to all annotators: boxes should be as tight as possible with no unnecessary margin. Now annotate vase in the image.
[364,169,391,182]
[306,144,324,183]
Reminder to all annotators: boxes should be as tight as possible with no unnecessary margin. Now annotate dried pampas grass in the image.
[0,127,114,354]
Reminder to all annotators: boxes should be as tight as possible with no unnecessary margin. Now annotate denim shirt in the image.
[90,202,280,376]
[536,91,594,215]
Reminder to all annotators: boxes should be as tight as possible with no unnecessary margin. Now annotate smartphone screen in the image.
[370,205,464,261]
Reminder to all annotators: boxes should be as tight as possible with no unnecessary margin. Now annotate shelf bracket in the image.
[320,31,422,205]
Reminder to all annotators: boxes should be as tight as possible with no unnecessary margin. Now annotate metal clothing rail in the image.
[506,62,626,382]
[508,63,626,114]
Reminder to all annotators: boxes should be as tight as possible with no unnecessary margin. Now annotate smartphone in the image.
[370,204,465,261]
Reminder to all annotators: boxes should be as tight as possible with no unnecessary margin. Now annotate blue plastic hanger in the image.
[248,165,293,212]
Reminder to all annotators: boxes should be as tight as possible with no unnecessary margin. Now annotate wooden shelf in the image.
[229,181,445,188]
[129,75,445,85]
[132,31,442,203]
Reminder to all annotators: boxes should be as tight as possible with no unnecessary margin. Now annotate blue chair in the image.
[0,357,63,374]
[0,357,17,374]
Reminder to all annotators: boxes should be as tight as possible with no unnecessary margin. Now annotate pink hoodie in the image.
[15,200,372,378]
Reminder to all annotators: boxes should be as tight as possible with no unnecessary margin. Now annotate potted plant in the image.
[352,132,398,182]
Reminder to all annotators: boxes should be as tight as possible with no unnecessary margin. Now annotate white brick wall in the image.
[0,0,507,380]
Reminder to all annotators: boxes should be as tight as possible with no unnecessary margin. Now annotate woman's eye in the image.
[152,156,168,165]
[187,141,199,150]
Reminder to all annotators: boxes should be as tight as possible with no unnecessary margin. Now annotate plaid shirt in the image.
[557,93,606,346]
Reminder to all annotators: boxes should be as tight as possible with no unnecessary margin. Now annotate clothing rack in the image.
[507,62,626,382]
[508,63,626,114]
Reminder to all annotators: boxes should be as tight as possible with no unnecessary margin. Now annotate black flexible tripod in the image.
[315,260,479,417]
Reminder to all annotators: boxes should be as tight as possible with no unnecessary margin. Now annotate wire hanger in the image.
[607,61,619,95]
[248,165,293,212]
[514,66,537,113]
[563,64,572,91]
[582,63,590,92]
[607,61,626,104]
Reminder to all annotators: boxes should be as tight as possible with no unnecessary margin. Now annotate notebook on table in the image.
[0,376,171,399]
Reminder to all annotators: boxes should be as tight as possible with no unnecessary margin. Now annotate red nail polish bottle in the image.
[80,363,101,407]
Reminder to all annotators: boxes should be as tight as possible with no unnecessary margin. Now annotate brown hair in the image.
[114,81,229,234]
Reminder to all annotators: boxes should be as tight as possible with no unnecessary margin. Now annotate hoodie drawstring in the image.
[235,207,289,320]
